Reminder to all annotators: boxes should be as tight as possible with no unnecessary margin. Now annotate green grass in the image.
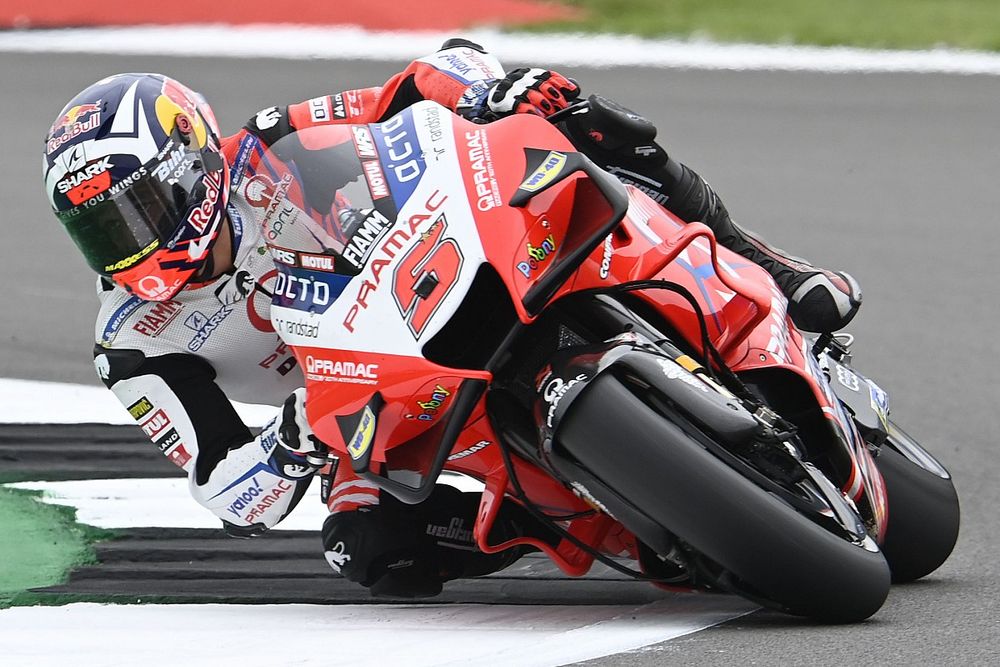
[520,0,1000,51]
[0,487,112,609]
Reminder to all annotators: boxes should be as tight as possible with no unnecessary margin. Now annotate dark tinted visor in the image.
[59,137,208,275]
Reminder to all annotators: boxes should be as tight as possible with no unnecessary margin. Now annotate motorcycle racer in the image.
[43,39,860,597]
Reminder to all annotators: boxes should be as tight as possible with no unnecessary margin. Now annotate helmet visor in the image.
[58,137,210,276]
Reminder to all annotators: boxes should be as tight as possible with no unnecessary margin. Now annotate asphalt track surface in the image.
[2,51,999,663]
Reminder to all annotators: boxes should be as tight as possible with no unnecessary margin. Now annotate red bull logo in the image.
[159,78,212,148]
[51,103,102,134]
[162,80,198,120]
[47,102,102,154]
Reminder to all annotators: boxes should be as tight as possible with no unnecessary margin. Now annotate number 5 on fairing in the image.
[391,213,464,338]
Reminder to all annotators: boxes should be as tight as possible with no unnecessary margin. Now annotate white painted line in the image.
[8,477,322,530]
[0,600,756,667]
[7,473,483,530]
[2,25,1000,74]
[0,377,274,426]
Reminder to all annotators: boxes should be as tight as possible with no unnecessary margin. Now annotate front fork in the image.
[812,334,890,542]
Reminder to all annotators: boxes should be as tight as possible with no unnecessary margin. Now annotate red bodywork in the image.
[285,110,887,578]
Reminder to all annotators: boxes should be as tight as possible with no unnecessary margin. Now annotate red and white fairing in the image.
[259,99,888,565]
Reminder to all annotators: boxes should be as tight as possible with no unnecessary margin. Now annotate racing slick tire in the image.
[877,423,960,583]
[556,373,891,623]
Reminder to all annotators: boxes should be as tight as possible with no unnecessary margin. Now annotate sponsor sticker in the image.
[167,444,192,468]
[405,384,451,422]
[542,373,588,428]
[187,304,234,351]
[869,380,890,430]
[154,427,182,453]
[127,396,154,420]
[140,408,171,439]
[230,134,258,189]
[599,234,613,279]
[342,209,393,270]
[447,440,490,461]
[245,173,292,215]
[305,355,378,385]
[186,167,224,235]
[371,110,426,206]
[226,476,264,517]
[135,275,183,301]
[352,126,376,159]
[308,96,331,123]
[101,296,144,345]
[331,93,347,120]
[516,234,558,278]
[57,157,112,203]
[273,316,320,339]
[465,130,501,212]
[347,406,377,461]
[272,265,351,315]
[344,90,364,117]
[46,103,102,154]
[243,479,295,523]
[298,252,337,272]
[104,239,159,274]
[264,201,299,243]
[152,145,195,184]
[656,358,709,393]
[520,151,567,193]
[132,300,183,337]
[362,160,389,199]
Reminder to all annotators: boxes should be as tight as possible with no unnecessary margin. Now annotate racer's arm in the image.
[94,346,322,537]
[242,38,505,148]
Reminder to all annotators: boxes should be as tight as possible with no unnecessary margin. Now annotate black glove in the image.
[322,485,556,597]
[460,68,581,122]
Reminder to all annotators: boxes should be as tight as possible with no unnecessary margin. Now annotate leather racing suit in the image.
[93,39,508,536]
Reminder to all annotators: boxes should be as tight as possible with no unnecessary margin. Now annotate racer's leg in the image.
[322,465,557,597]
[561,96,862,333]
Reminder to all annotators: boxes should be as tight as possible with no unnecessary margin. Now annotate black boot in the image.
[711,218,863,333]
[562,95,862,333]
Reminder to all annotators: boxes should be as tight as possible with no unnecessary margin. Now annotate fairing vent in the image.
[423,264,518,370]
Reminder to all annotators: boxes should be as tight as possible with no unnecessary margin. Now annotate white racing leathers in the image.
[94,195,310,535]
[91,41,506,535]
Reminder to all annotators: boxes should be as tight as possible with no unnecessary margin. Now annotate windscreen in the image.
[255,124,384,276]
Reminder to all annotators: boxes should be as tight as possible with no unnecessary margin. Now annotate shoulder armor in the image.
[93,345,146,388]
[244,105,293,148]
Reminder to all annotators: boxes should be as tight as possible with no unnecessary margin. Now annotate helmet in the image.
[43,73,229,301]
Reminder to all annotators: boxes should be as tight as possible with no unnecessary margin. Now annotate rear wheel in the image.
[557,373,890,622]
[877,422,960,583]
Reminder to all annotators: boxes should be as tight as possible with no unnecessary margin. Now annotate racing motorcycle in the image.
[253,97,960,622]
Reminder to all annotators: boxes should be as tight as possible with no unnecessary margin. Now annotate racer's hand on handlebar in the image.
[460,68,581,122]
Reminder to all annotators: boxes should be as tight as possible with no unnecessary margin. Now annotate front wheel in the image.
[877,422,960,583]
[557,374,890,622]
